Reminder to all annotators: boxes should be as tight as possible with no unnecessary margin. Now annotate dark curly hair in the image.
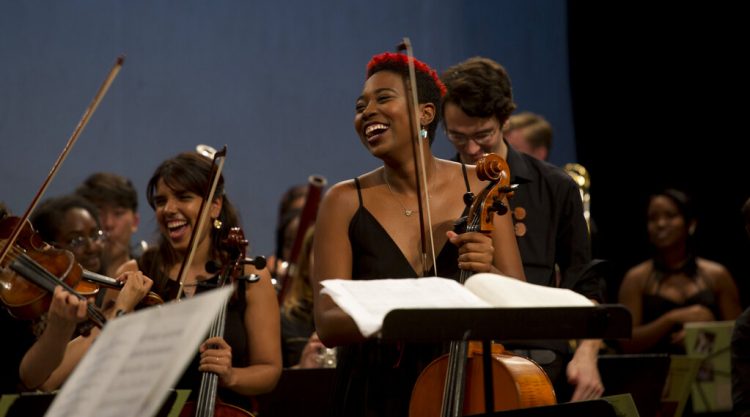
[142,152,242,293]
[365,52,445,144]
[31,194,101,243]
[440,57,516,127]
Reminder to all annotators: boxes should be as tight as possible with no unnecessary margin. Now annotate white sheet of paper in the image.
[465,273,594,307]
[321,277,489,337]
[45,285,234,417]
[320,273,593,338]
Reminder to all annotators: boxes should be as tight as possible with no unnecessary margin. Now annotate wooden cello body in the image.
[409,342,556,416]
[409,154,556,416]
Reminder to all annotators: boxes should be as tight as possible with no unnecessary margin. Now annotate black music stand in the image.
[380,305,631,415]
[0,389,188,417]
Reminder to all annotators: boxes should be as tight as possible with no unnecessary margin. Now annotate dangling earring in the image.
[213,218,223,230]
[419,126,428,140]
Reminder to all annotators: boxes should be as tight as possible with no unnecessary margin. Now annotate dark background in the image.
[568,3,750,305]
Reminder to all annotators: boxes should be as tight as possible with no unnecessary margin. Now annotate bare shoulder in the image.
[622,260,653,288]
[320,178,360,216]
[696,257,733,284]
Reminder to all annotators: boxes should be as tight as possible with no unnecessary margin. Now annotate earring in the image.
[419,127,428,140]
[213,218,223,230]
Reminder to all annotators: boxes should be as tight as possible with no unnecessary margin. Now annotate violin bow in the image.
[397,38,438,276]
[174,145,228,300]
[0,55,125,265]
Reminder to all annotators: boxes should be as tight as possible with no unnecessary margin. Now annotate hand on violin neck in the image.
[46,286,88,334]
[447,230,495,273]
[111,271,153,315]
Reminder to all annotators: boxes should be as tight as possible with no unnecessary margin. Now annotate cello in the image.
[408,154,556,416]
[178,227,265,417]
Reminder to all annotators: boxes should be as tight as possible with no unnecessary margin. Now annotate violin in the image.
[409,154,556,416]
[0,216,106,330]
[81,268,164,309]
[0,56,124,330]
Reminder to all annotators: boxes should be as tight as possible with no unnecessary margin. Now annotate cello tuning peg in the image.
[463,192,475,206]
[491,201,508,216]
[242,256,267,270]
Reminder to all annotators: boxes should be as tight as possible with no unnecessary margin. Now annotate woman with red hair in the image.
[312,52,525,417]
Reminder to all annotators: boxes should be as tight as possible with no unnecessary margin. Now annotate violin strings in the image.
[11,248,107,327]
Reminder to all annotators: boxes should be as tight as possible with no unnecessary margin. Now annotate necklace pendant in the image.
[404,209,413,217]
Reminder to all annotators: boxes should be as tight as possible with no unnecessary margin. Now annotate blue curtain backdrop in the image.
[0,0,575,257]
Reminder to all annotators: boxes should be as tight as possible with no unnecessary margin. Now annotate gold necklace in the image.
[383,172,415,217]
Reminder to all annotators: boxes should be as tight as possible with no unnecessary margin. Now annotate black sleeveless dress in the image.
[139,251,253,411]
[331,175,468,417]
[641,268,721,354]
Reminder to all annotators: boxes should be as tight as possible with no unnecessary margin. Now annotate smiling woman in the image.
[138,151,281,413]
[618,188,743,354]
[312,52,525,417]
[31,194,106,275]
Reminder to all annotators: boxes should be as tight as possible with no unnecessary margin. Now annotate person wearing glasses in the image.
[441,57,603,402]
[3,199,153,392]
[31,194,109,275]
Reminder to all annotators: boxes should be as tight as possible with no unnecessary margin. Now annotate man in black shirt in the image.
[440,57,603,402]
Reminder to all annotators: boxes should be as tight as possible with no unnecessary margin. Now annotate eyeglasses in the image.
[446,125,499,146]
[61,230,107,250]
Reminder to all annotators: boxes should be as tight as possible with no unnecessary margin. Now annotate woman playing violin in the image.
[0,202,153,392]
[312,52,525,417]
[138,152,281,411]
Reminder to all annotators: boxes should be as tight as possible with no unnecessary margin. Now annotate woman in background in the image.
[618,188,742,353]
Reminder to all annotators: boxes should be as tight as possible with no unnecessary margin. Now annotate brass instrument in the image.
[563,163,591,235]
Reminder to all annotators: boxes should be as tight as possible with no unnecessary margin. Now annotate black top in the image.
[139,252,252,412]
[642,271,720,354]
[0,308,35,393]
[280,300,314,368]
[331,174,468,417]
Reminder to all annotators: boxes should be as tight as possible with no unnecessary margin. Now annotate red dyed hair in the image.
[366,52,447,97]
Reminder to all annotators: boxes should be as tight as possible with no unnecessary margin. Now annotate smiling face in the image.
[354,70,411,157]
[647,195,691,250]
[152,179,221,253]
[55,207,104,273]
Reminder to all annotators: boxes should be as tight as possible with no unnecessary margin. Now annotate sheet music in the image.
[45,285,233,417]
[465,273,594,307]
[320,273,593,338]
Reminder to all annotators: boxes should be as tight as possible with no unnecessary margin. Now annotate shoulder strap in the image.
[354,177,363,207]
[460,161,471,192]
